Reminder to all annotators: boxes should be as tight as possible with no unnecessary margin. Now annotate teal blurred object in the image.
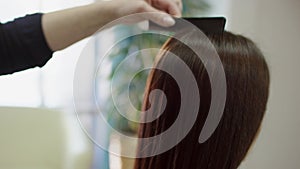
[183,0,210,17]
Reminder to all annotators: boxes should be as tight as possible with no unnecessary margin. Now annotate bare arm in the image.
[42,0,177,51]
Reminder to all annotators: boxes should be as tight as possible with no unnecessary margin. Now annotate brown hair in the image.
[134,31,270,169]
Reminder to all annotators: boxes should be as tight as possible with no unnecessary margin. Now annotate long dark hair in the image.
[133,31,270,169]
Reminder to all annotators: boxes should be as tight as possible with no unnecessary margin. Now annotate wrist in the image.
[83,2,117,31]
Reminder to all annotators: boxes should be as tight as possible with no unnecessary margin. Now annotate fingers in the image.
[145,0,152,5]
[151,0,182,17]
[113,0,175,27]
[175,0,183,12]
[142,4,175,27]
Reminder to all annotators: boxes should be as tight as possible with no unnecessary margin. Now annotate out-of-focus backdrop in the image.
[0,0,299,169]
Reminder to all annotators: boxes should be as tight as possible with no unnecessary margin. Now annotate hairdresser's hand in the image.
[43,0,175,51]
[146,0,183,17]
[112,0,176,26]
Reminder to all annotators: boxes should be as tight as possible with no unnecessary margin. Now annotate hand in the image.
[111,0,176,27]
[146,0,183,17]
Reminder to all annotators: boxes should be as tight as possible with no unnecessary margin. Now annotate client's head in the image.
[134,31,270,169]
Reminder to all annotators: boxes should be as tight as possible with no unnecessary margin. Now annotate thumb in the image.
[142,4,175,27]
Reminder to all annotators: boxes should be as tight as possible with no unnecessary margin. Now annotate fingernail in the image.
[163,16,175,26]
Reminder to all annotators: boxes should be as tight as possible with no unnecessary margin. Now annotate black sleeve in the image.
[0,13,53,75]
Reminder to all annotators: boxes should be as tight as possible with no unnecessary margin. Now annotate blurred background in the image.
[0,0,299,169]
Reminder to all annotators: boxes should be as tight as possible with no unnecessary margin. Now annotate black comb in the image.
[149,17,226,34]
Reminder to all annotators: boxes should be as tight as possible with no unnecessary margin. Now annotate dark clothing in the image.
[0,13,53,75]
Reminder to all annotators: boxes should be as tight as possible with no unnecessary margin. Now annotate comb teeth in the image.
[148,17,226,35]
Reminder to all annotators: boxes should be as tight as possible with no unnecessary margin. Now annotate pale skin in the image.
[42,0,182,51]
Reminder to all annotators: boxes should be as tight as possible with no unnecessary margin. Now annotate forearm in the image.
[42,0,177,52]
[42,2,115,51]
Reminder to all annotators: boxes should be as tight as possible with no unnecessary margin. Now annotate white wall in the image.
[226,0,300,169]
[0,0,92,108]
